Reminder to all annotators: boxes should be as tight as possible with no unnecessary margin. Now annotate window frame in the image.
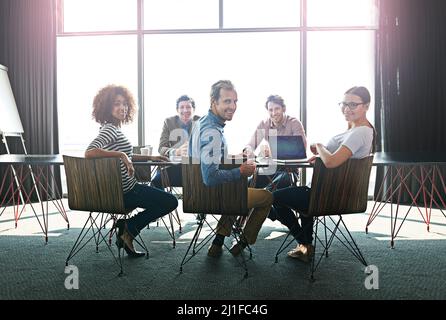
[56,0,379,149]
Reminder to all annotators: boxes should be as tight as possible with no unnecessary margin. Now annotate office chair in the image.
[181,159,251,278]
[63,156,148,276]
[275,156,373,280]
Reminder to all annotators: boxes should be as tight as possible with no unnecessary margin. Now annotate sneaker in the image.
[207,243,223,258]
[229,240,247,256]
[287,244,314,262]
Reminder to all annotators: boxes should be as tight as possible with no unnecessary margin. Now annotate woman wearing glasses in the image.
[269,86,375,262]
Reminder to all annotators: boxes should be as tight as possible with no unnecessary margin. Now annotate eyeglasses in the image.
[338,101,364,110]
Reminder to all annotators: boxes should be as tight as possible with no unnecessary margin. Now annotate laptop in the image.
[270,135,307,163]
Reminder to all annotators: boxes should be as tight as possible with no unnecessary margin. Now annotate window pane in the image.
[224,0,300,28]
[307,30,375,194]
[306,31,375,145]
[62,0,137,32]
[307,0,378,27]
[144,0,219,29]
[57,35,138,157]
[144,32,300,154]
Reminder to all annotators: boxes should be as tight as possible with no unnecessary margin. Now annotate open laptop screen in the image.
[271,135,307,160]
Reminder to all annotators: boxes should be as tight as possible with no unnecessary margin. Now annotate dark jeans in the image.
[151,165,183,190]
[269,186,313,245]
[123,183,178,237]
[251,171,292,191]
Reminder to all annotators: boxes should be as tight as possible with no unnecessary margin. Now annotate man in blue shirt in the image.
[189,80,273,257]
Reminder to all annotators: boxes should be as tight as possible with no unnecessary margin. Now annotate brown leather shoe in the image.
[287,244,314,262]
[229,240,247,256]
[207,244,223,258]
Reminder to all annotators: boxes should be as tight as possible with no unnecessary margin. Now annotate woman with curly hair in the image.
[85,84,178,258]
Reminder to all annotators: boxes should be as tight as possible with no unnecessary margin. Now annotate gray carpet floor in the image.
[1,200,446,300]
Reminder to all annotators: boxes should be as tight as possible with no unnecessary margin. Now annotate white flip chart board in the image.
[0,64,24,134]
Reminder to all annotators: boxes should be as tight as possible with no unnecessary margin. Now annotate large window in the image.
[57,0,378,160]
[62,0,138,32]
[144,0,219,29]
[144,32,300,154]
[307,0,378,27]
[57,35,138,155]
[306,30,375,143]
[223,0,300,28]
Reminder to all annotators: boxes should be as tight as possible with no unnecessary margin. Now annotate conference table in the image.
[366,152,446,247]
[0,154,68,243]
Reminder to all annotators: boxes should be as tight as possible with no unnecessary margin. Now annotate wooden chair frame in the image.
[274,156,374,280]
[63,156,148,276]
[181,159,251,278]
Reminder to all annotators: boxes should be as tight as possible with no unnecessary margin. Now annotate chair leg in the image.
[116,244,124,277]
[180,213,207,273]
[180,214,249,279]
[66,212,125,277]
[274,231,296,263]
[232,218,252,260]
[310,217,318,282]
[159,214,176,248]
[92,214,101,253]
[319,216,367,267]
[210,217,249,279]
[133,233,150,259]
[109,215,117,245]
[66,214,93,266]
[97,215,125,276]
[323,216,329,257]
[168,211,176,248]
[309,215,368,281]
[337,217,368,266]
[172,208,182,233]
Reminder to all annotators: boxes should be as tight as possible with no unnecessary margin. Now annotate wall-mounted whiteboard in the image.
[0,64,24,134]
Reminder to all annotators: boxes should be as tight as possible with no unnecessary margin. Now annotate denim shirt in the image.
[188,110,241,186]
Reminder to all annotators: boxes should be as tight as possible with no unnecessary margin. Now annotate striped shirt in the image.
[87,123,136,193]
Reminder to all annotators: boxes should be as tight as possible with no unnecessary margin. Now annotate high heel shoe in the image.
[123,243,145,258]
[121,231,145,258]
[114,220,145,258]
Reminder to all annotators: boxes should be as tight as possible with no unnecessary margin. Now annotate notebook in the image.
[271,135,307,163]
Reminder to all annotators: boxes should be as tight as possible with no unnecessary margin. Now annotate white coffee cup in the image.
[141,146,153,156]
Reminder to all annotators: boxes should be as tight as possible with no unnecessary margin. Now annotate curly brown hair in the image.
[92,85,137,126]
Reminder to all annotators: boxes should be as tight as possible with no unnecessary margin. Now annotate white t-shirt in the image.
[326,126,374,159]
